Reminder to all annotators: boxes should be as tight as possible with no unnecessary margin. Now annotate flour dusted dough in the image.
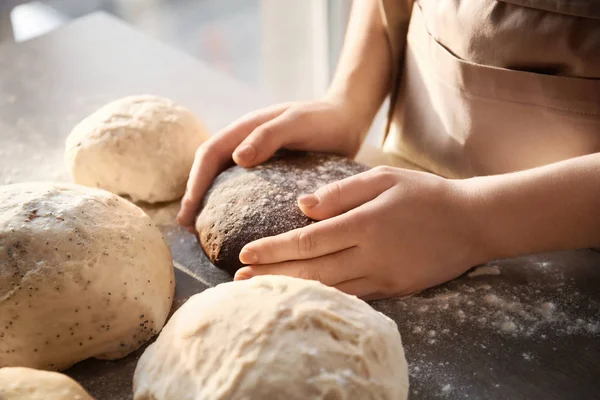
[0,182,175,370]
[133,276,409,400]
[0,367,93,400]
[65,95,209,203]
[197,151,369,275]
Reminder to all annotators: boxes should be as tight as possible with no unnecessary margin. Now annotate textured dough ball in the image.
[0,182,175,370]
[133,276,409,400]
[0,367,93,400]
[196,151,369,275]
[65,95,209,203]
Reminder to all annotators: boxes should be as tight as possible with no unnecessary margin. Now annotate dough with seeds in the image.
[0,182,174,370]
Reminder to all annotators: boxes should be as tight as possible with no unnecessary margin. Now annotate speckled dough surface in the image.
[0,182,175,370]
[196,151,369,274]
[0,367,94,400]
[133,275,409,400]
[65,95,209,203]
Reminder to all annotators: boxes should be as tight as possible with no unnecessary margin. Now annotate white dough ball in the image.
[0,367,93,400]
[65,95,209,203]
[0,182,175,370]
[133,276,409,400]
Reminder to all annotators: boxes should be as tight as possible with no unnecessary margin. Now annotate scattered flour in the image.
[373,256,600,398]
[384,261,600,342]
[441,383,453,396]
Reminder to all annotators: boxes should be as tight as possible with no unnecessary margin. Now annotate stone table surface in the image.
[0,11,599,400]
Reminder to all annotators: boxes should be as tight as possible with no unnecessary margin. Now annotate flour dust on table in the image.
[372,255,600,397]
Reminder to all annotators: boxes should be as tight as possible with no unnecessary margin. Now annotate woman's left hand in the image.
[234,166,488,300]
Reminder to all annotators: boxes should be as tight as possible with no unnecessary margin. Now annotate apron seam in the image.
[408,37,600,117]
[411,2,600,117]
[430,72,600,117]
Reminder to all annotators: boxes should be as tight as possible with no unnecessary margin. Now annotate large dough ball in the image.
[65,95,209,203]
[0,367,93,400]
[196,151,369,275]
[0,182,175,370]
[133,276,409,400]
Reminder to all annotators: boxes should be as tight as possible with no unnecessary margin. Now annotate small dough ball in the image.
[65,95,209,203]
[196,151,369,275]
[0,182,175,370]
[133,276,409,400]
[0,367,93,400]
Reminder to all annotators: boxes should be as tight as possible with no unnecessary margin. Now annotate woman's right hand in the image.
[176,97,369,229]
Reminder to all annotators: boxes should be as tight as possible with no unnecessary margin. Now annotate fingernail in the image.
[239,248,258,264]
[234,268,253,281]
[233,144,256,162]
[298,194,319,208]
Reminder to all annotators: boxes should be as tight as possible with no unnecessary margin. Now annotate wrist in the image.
[450,178,498,266]
[323,88,379,140]
[458,169,570,262]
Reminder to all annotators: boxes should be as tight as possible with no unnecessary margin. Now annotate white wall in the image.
[259,0,331,102]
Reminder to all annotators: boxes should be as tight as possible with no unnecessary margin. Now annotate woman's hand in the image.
[178,0,394,229]
[177,97,369,228]
[234,166,488,300]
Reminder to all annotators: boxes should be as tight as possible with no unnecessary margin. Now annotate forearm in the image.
[325,0,392,138]
[466,153,600,260]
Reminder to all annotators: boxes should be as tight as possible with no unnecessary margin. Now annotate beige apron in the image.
[377,0,600,178]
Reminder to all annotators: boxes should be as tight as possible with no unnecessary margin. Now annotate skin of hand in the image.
[177,0,392,228]
[235,153,600,299]
[177,98,368,229]
[234,166,488,300]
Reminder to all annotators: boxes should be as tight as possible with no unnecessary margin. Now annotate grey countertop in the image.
[0,12,599,400]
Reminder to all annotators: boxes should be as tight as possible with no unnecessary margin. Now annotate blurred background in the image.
[0,0,350,100]
[0,0,386,143]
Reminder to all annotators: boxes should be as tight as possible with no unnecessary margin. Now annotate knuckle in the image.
[181,195,195,207]
[360,216,378,238]
[335,215,357,236]
[373,165,394,172]
[372,165,398,185]
[195,144,215,164]
[254,124,277,141]
[296,229,315,256]
[284,108,307,123]
[324,181,343,203]
[372,165,395,176]
[194,145,207,160]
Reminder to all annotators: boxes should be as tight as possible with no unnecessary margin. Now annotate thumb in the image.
[232,109,309,168]
[298,167,397,220]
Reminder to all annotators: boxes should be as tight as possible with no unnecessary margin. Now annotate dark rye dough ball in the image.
[195,151,369,275]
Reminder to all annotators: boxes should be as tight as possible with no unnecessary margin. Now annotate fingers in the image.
[177,144,227,227]
[298,166,399,220]
[177,103,291,227]
[234,247,365,287]
[231,117,284,167]
[239,214,361,265]
[232,108,315,168]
